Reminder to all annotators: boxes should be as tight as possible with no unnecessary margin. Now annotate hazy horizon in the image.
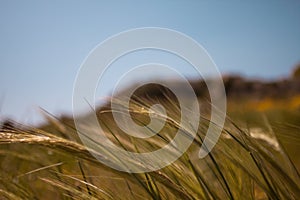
[1,1,300,125]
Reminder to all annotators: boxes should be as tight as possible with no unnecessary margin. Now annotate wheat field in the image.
[0,95,299,199]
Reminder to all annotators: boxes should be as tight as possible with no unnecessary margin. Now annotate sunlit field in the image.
[0,79,300,199]
[1,1,300,199]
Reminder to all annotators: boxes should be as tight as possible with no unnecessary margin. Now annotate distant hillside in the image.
[2,72,300,129]
[218,76,300,100]
[117,76,300,102]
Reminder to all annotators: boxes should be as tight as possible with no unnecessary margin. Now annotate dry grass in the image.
[0,97,300,199]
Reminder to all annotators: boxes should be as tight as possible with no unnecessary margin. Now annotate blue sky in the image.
[0,1,300,124]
